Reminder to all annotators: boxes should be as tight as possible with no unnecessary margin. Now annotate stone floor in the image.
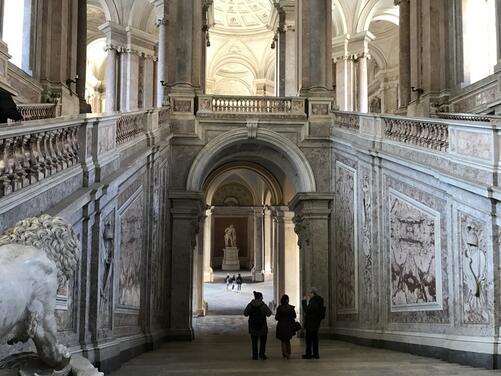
[203,271,274,315]
[111,315,500,376]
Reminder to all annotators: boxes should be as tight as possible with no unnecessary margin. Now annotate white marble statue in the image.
[224,224,237,248]
[0,214,101,375]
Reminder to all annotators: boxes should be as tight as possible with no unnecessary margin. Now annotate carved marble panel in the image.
[459,212,489,324]
[118,191,144,309]
[335,161,358,314]
[359,166,373,321]
[389,188,442,312]
[99,211,115,330]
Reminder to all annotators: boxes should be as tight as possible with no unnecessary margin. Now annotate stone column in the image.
[273,208,299,307]
[203,208,213,282]
[156,18,168,106]
[335,56,355,111]
[252,207,265,282]
[358,53,369,113]
[496,0,501,71]
[297,0,333,96]
[167,0,203,93]
[169,191,204,339]
[143,57,155,109]
[193,213,206,317]
[396,0,411,110]
[333,35,353,111]
[0,0,4,40]
[35,0,80,114]
[104,46,118,112]
[122,44,139,111]
[277,25,286,97]
[76,0,91,113]
[264,207,272,275]
[289,193,332,327]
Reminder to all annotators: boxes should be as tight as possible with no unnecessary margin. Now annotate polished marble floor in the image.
[111,315,499,376]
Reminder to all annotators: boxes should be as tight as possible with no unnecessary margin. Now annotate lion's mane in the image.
[0,214,80,287]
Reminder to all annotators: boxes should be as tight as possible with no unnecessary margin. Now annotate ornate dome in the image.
[213,0,273,33]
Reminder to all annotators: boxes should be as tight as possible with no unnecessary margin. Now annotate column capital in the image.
[288,193,333,216]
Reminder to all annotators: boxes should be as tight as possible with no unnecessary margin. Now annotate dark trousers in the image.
[305,330,319,357]
[251,335,267,358]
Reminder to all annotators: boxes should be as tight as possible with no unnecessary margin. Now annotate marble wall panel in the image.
[118,191,144,309]
[384,175,449,324]
[335,161,358,314]
[358,164,375,323]
[99,210,115,331]
[458,212,490,324]
[389,188,442,311]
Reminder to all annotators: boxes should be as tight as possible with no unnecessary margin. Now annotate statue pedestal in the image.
[221,247,240,271]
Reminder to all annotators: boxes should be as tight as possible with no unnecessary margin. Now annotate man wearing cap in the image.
[301,287,325,359]
[244,291,272,360]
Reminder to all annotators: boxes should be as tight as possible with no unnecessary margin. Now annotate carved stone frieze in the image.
[335,162,358,314]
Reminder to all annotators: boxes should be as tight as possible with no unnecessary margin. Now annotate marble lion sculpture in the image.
[0,214,80,371]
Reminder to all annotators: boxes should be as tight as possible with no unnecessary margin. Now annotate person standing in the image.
[236,273,243,292]
[231,274,236,291]
[275,294,297,359]
[225,274,231,291]
[244,291,272,360]
[0,88,23,124]
[302,287,325,359]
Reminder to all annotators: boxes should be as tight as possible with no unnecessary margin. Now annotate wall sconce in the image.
[411,86,424,95]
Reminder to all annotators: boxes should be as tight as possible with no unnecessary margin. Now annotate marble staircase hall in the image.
[1,95,501,371]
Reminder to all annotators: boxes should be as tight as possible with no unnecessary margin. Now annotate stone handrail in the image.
[435,112,501,123]
[333,111,360,130]
[116,111,146,145]
[0,121,80,197]
[198,95,306,114]
[382,116,449,151]
[16,103,60,122]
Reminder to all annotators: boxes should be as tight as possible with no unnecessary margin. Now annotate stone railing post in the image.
[90,114,120,182]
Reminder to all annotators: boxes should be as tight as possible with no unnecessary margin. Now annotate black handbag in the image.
[293,321,302,332]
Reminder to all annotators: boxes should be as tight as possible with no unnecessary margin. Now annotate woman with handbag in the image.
[275,294,298,359]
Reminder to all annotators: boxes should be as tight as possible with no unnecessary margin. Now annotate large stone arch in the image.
[186,128,317,194]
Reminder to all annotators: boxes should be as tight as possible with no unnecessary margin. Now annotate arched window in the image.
[462,0,497,84]
[2,0,33,75]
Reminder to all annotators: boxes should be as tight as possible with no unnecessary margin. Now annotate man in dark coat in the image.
[302,287,325,359]
[244,291,272,360]
[0,88,23,124]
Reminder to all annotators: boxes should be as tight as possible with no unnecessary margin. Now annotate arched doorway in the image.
[186,128,317,334]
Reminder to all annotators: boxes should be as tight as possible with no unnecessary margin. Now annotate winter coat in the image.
[244,299,272,337]
[275,304,296,341]
[0,89,23,124]
[302,295,325,331]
